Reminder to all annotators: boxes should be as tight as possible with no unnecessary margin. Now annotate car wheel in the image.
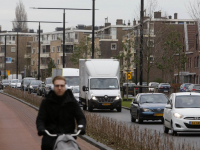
[88,101,93,112]
[131,114,136,122]
[171,121,177,136]
[83,105,87,111]
[116,106,121,112]
[138,113,143,124]
[163,121,169,134]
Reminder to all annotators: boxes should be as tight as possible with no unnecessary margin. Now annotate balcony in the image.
[40,64,48,69]
[97,34,112,39]
[24,53,31,58]
[40,53,50,57]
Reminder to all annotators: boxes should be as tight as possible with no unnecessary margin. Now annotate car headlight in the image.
[91,94,97,100]
[173,113,183,118]
[142,108,152,112]
[114,94,121,100]
[30,86,33,89]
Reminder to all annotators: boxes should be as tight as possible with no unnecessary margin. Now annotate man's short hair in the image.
[52,76,66,84]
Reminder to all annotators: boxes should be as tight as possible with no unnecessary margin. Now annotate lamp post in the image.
[31,7,96,66]
[92,0,95,59]
[13,21,62,80]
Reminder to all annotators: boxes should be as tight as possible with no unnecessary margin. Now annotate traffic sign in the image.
[127,72,132,80]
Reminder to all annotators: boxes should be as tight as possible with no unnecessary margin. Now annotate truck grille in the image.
[96,97,115,103]
[184,117,200,120]
[152,109,164,113]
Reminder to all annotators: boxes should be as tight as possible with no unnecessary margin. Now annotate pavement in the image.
[0,92,100,150]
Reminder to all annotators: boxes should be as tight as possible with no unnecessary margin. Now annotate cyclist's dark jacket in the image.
[36,89,86,149]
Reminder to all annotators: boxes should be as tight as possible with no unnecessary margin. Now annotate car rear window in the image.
[194,85,200,89]
[140,94,168,103]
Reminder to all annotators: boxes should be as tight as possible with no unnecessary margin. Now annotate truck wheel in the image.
[83,105,87,111]
[88,101,93,112]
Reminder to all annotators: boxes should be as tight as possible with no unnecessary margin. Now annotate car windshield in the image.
[140,94,168,103]
[64,76,79,86]
[175,96,200,108]
[185,84,191,88]
[150,83,159,87]
[30,80,42,85]
[24,79,35,84]
[12,80,18,83]
[2,80,9,83]
[46,78,52,84]
[123,83,135,87]
[161,84,170,86]
[18,79,22,83]
[90,78,119,90]
[72,87,79,93]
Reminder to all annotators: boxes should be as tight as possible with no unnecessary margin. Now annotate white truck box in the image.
[79,59,121,112]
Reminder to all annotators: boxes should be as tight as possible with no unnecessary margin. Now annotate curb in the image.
[0,91,113,150]
[122,106,130,110]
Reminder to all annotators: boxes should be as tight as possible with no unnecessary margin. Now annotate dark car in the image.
[27,80,42,94]
[187,84,200,92]
[37,82,45,96]
[180,83,191,92]
[158,83,170,93]
[0,80,10,89]
[42,77,53,97]
[21,77,36,91]
[123,83,138,96]
[130,93,168,124]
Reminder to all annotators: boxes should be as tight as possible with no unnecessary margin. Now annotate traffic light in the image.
[126,72,132,80]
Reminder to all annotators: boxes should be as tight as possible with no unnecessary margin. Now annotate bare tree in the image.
[12,0,28,30]
[188,0,200,20]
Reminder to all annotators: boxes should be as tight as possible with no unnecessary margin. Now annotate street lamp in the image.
[13,21,62,80]
[31,7,97,66]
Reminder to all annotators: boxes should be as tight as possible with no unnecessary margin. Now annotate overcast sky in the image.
[0,0,193,33]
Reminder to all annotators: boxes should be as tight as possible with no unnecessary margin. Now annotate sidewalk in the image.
[0,93,99,150]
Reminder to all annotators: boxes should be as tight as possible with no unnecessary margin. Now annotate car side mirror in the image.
[165,104,172,109]
[82,86,89,91]
[132,98,138,104]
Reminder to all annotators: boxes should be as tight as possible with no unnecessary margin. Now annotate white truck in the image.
[52,68,79,87]
[79,59,122,112]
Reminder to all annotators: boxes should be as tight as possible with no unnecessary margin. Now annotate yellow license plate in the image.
[190,122,200,125]
[102,103,111,106]
[154,113,163,116]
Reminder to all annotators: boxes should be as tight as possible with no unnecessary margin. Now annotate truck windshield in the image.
[90,78,119,90]
[65,76,79,86]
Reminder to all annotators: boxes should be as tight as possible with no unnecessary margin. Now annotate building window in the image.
[197,56,199,67]
[12,36,15,41]
[32,60,35,65]
[147,40,154,47]
[57,46,60,52]
[42,46,46,53]
[32,48,35,54]
[11,47,16,52]
[52,47,55,53]
[37,47,39,53]
[37,59,38,65]
[12,58,15,63]
[111,43,117,50]
[75,33,78,39]
[52,59,54,63]
[57,58,60,64]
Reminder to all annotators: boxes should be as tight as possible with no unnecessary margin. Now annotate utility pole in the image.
[63,9,65,68]
[16,31,19,79]
[4,35,6,79]
[38,22,40,80]
[139,0,144,93]
[92,0,95,59]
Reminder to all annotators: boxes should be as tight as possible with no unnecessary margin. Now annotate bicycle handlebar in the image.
[44,130,81,137]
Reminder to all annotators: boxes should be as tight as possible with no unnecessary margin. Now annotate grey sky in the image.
[0,0,192,33]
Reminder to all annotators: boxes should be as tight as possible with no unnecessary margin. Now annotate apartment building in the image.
[131,11,199,84]
[0,32,34,78]
[26,26,92,80]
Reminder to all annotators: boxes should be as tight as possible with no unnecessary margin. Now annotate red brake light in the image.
[135,88,137,89]
[192,89,196,91]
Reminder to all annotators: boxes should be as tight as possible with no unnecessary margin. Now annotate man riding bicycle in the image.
[36,76,86,150]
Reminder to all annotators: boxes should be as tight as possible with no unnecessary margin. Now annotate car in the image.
[123,83,138,96]
[130,93,168,124]
[1,80,10,89]
[27,80,42,94]
[72,86,80,103]
[14,79,22,89]
[187,84,200,92]
[9,79,19,88]
[149,82,159,92]
[21,77,36,91]
[180,83,192,92]
[37,82,44,96]
[158,83,170,93]
[42,77,53,97]
[163,92,200,136]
